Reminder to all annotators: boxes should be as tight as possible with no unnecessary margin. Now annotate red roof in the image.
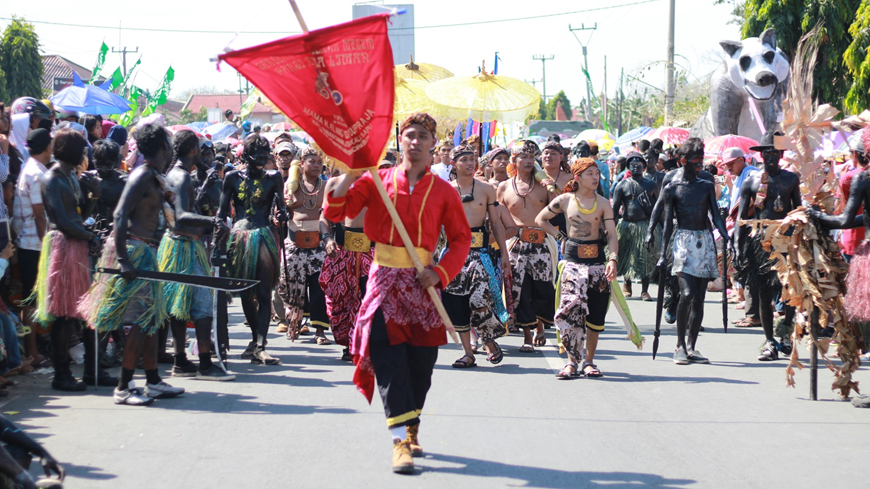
[183,94,273,115]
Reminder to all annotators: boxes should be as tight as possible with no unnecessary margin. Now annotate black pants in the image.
[18,249,40,305]
[305,272,329,329]
[369,308,438,428]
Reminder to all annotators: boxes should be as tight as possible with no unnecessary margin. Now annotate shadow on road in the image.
[420,453,695,488]
[62,462,117,482]
[598,371,758,384]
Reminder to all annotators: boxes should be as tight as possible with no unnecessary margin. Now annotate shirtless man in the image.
[320,173,373,361]
[80,123,185,405]
[612,152,658,300]
[735,134,800,361]
[657,138,729,364]
[216,134,288,365]
[32,129,108,391]
[280,148,331,345]
[158,130,233,380]
[497,140,558,352]
[88,139,127,233]
[443,143,511,368]
[536,157,618,378]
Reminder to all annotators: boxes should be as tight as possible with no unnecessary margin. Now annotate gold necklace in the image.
[573,193,597,215]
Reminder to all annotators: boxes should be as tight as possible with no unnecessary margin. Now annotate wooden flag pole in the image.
[288,0,459,344]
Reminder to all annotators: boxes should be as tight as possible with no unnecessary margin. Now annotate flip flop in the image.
[533,331,547,347]
[518,344,535,353]
[315,336,332,346]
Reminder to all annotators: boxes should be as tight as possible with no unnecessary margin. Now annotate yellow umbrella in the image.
[424,62,541,124]
[395,55,454,83]
[394,75,431,120]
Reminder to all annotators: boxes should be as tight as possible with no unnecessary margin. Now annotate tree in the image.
[0,17,43,102]
[173,106,208,125]
[546,91,572,122]
[844,2,870,113]
[533,97,548,121]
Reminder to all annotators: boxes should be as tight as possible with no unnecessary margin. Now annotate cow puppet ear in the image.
[720,40,742,57]
[759,28,777,49]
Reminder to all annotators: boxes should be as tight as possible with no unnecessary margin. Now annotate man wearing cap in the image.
[735,132,801,361]
[443,143,510,369]
[612,152,658,300]
[498,140,559,351]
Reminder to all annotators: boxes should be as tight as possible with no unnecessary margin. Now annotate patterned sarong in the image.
[319,247,373,346]
[278,238,327,328]
[672,229,719,279]
[32,230,90,325]
[554,261,610,362]
[443,248,508,343]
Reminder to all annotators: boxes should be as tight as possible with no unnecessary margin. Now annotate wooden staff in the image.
[289,0,459,344]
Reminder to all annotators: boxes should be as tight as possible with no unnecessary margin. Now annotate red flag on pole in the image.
[218,13,394,169]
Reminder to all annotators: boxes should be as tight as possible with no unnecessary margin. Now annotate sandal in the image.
[452,353,477,368]
[315,335,332,346]
[533,331,547,347]
[582,362,603,378]
[518,344,535,353]
[485,342,503,365]
[736,319,761,328]
[556,363,579,380]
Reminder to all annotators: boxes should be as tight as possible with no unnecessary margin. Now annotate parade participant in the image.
[487,148,511,187]
[216,134,288,365]
[158,130,234,380]
[431,138,454,181]
[324,113,470,474]
[540,141,573,191]
[657,138,729,364]
[30,129,106,391]
[808,129,870,342]
[612,152,658,300]
[835,131,867,263]
[443,143,510,368]
[0,415,65,489]
[88,140,127,233]
[80,123,185,405]
[280,147,331,345]
[646,161,716,324]
[320,174,373,361]
[497,140,558,351]
[734,134,800,361]
[640,139,666,189]
[536,157,618,378]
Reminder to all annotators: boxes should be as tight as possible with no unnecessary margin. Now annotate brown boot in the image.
[392,439,414,474]
[405,424,423,457]
[622,281,632,298]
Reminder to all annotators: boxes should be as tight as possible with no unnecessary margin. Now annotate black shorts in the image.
[18,249,40,306]
[442,291,471,333]
[516,273,555,327]
[585,286,609,332]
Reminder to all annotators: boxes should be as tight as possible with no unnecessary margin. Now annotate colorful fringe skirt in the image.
[227,226,279,288]
[31,230,91,326]
[158,234,212,321]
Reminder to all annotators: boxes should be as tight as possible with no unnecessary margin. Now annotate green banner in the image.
[89,42,109,84]
[116,86,141,126]
[141,66,175,117]
[107,67,124,91]
[117,56,141,93]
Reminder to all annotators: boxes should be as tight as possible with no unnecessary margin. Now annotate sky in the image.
[2,0,741,109]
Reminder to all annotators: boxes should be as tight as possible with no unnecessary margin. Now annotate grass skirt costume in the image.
[507,231,557,328]
[616,219,656,281]
[734,230,780,290]
[671,229,719,279]
[318,228,373,346]
[78,236,167,334]
[442,246,508,344]
[157,233,213,321]
[31,230,91,326]
[845,241,870,320]
[554,239,610,362]
[278,235,328,330]
[227,225,279,288]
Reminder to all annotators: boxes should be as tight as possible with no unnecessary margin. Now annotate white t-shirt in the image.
[13,157,48,251]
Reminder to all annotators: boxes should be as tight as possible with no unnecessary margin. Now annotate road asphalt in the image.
[3,282,868,488]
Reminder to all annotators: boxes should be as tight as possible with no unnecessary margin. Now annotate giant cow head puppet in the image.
[720,28,789,101]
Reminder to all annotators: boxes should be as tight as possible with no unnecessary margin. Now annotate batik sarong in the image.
[32,230,90,325]
[278,238,327,329]
[616,218,656,281]
[554,261,610,362]
[227,225,279,287]
[78,237,166,334]
[319,247,373,346]
[157,233,213,321]
[442,248,508,344]
[671,229,718,279]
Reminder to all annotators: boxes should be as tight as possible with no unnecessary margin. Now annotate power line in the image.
[0,1,661,35]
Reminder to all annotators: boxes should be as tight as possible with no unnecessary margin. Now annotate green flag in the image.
[141,66,175,116]
[107,67,124,91]
[117,56,142,93]
[116,86,141,126]
[239,90,258,119]
[90,42,109,84]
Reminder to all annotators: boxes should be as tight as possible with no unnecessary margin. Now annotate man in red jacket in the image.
[325,113,471,474]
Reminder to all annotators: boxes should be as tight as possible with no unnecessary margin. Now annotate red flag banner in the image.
[219,13,394,169]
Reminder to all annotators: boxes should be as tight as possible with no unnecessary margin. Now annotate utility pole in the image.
[524,78,542,88]
[532,55,554,104]
[665,0,676,126]
[618,68,624,135]
[569,23,597,122]
[112,46,138,96]
[603,55,608,129]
